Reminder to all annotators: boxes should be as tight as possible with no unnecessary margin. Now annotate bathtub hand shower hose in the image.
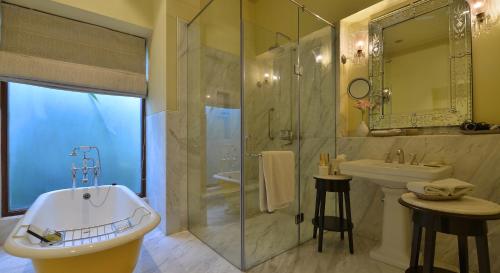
[87,185,112,207]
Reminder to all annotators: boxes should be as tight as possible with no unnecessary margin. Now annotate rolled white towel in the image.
[407,178,475,197]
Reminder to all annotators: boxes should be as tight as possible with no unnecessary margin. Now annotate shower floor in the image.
[0,229,403,273]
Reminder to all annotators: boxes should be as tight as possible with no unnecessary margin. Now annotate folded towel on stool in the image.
[407,178,475,197]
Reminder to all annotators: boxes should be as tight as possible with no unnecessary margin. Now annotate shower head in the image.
[275,32,292,42]
[268,44,279,50]
[268,44,284,53]
[267,32,292,53]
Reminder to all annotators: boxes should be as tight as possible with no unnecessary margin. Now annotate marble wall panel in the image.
[146,111,167,234]
[337,135,500,273]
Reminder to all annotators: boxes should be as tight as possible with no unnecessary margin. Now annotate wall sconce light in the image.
[264,73,270,82]
[312,47,325,64]
[315,54,324,63]
[257,72,279,87]
[353,40,366,62]
[466,0,498,37]
[341,30,368,65]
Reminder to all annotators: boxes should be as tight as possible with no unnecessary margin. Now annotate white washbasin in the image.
[340,159,453,189]
[339,159,453,269]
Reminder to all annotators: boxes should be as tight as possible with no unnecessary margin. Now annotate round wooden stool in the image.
[399,193,500,273]
[312,174,354,253]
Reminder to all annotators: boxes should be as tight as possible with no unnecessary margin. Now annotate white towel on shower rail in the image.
[259,151,295,213]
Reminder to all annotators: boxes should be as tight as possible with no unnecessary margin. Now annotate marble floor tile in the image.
[0,229,404,273]
[248,232,402,273]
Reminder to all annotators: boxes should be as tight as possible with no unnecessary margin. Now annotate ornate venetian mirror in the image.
[368,0,472,129]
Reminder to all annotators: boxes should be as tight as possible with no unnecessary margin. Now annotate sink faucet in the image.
[396,148,405,164]
[384,152,393,163]
[409,153,418,165]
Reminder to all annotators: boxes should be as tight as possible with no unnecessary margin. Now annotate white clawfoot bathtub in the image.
[4,185,160,273]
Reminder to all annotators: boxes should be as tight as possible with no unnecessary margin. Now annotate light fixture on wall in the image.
[257,72,279,87]
[341,30,368,65]
[312,47,331,66]
[312,48,324,64]
[315,54,324,63]
[466,0,498,37]
[264,73,270,82]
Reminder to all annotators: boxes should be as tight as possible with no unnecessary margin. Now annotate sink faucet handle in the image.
[410,153,419,165]
[396,148,405,164]
[384,152,392,163]
[409,153,418,165]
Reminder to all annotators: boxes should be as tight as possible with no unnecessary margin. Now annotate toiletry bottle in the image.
[318,153,329,176]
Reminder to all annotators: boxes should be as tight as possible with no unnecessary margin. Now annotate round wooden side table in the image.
[312,174,354,253]
[399,193,500,273]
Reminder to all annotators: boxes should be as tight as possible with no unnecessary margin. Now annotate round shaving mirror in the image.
[348,78,371,99]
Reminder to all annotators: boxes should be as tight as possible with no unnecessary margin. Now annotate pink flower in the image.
[353,99,373,111]
[353,99,374,120]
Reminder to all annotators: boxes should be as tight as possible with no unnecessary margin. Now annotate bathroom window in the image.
[1,82,145,216]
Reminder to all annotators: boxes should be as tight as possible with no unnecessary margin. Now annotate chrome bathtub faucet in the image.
[69,146,102,188]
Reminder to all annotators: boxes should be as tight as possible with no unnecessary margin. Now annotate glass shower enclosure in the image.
[187,0,336,270]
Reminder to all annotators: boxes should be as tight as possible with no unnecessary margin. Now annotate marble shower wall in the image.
[337,134,500,273]
[202,47,242,187]
[164,20,189,234]
[205,107,241,186]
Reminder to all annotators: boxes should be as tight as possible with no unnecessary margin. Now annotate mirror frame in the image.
[348,78,371,99]
[368,0,472,129]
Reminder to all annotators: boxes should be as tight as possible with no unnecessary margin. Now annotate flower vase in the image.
[355,120,369,137]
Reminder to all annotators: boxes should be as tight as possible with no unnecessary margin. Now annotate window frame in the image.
[1,81,147,217]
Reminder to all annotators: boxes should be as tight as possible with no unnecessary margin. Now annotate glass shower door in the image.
[297,11,336,243]
[187,0,242,268]
[242,0,300,269]
[187,0,336,270]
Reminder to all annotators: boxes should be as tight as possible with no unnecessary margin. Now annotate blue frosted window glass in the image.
[7,83,143,211]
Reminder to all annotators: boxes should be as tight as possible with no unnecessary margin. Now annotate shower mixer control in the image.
[294,64,303,76]
[279,130,294,142]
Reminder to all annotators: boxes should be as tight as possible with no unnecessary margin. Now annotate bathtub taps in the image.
[71,163,77,189]
[81,156,98,184]
[69,146,102,188]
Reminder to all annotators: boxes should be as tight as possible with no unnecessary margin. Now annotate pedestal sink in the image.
[339,159,453,269]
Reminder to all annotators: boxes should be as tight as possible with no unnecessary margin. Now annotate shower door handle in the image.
[268,108,275,140]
